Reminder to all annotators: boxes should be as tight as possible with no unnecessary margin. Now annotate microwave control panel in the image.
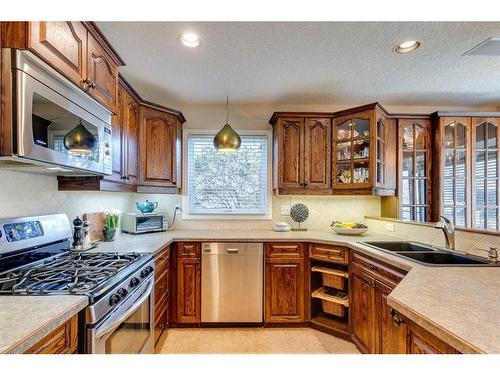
[103,126,112,175]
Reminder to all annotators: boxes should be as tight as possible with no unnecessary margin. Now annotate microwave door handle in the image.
[95,279,154,340]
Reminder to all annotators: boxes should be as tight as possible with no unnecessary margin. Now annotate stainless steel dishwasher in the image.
[201,242,263,323]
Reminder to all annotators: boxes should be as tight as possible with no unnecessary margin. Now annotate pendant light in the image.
[63,120,96,154]
[213,95,241,152]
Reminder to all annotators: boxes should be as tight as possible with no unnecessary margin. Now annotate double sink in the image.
[361,241,498,266]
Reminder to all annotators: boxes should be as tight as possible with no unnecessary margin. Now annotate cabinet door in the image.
[124,93,140,185]
[304,118,331,189]
[139,107,178,187]
[25,315,78,354]
[379,282,406,354]
[276,117,304,189]
[265,257,305,323]
[86,33,118,112]
[333,110,372,190]
[176,257,201,324]
[351,267,379,353]
[29,22,87,87]
[107,84,126,182]
[439,117,471,227]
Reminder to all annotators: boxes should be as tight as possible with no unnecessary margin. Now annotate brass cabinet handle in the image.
[84,79,96,89]
[390,308,403,327]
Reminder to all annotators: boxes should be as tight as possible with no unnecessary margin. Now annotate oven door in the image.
[87,276,155,354]
[14,50,112,175]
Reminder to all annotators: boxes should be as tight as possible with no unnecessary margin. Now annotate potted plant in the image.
[103,209,121,242]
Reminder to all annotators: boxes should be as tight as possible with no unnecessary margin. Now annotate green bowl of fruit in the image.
[331,220,368,235]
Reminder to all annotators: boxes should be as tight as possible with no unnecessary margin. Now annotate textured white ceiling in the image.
[96,22,500,106]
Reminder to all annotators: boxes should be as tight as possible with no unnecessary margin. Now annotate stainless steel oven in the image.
[86,273,155,354]
[0,49,112,175]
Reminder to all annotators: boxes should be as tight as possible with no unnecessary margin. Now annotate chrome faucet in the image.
[433,216,455,250]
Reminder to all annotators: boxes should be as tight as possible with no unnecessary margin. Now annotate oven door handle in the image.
[95,279,154,341]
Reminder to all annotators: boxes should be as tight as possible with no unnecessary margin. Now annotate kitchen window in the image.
[185,132,270,217]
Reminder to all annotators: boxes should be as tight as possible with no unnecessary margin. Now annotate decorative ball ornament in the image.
[290,203,309,231]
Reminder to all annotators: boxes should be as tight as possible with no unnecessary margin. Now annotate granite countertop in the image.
[2,229,498,354]
[0,295,88,353]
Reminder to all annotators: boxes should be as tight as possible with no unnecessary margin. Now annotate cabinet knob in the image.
[84,79,96,89]
[369,264,376,270]
[390,308,403,327]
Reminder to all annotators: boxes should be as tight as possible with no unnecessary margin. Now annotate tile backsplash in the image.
[0,170,132,221]
[0,170,381,231]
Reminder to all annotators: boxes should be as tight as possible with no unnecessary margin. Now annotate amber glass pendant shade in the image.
[213,123,241,152]
[63,121,96,154]
[214,95,241,152]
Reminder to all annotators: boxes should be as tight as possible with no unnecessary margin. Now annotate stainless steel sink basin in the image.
[362,241,436,252]
[360,241,498,267]
[395,252,489,265]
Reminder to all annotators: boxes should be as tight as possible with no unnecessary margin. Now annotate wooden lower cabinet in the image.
[154,246,170,351]
[24,315,78,354]
[404,314,460,354]
[351,267,380,353]
[379,283,407,354]
[175,244,201,324]
[264,243,306,324]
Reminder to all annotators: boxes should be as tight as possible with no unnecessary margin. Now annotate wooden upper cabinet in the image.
[271,114,332,194]
[29,22,87,87]
[124,92,140,185]
[86,33,119,113]
[1,22,123,114]
[276,117,303,189]
[304,118,332,189]
[397,118,432,222]
[333,103,396,195]
[139,106,181,188]
[108,84,126,182]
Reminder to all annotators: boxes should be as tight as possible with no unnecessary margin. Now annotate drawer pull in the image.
[370,264,376,270]
[390,308,403,327]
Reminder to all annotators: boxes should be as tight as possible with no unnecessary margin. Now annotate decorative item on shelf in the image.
[213,95,241,152]
[290,203,309,231]
[337,170,351,183]
[103,209,121,242]
[136,200,158,214]
[63,120,96,154]
[353,167,369,183]
[272,222,291,232]
[71,216,83,250]
[331,220,368,235]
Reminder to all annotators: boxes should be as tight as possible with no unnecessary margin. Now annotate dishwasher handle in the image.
[226,248,239,254]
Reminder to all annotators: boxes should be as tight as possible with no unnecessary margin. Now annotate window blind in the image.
[187,134,268,214]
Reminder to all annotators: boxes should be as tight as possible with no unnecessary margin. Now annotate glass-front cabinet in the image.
[398,118,432,222]
[332,104,396,195]
[433,114,499,231]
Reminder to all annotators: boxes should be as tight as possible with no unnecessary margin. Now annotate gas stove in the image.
[0,214,155,354]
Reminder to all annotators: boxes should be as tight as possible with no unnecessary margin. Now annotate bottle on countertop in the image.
[72,216,83,251]
[82,220,92,250]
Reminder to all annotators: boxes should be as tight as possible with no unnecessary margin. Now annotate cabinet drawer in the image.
[177,242,201,258]
[154,246,170,275]
[265,243,305,258]
[25,315,78,354]
[155,267,169,308]
[351,251,406,288]
[309,243,348,264]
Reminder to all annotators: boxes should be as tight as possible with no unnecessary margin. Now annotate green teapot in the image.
[136,200,158,214]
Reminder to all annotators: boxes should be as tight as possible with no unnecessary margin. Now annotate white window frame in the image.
[181,128,273,220]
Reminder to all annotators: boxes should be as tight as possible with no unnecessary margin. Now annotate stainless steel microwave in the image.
[121,213,169,234]
[0,49,112,176]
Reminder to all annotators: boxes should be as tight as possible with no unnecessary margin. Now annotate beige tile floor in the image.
[159,327,360,354]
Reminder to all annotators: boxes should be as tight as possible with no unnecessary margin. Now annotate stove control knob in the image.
[141,268,150,278]
[109,293,121,306]
[117,288,128,298]
[130,277,140,287]
[146,266,154,274]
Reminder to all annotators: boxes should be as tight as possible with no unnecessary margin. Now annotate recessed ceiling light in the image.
[178,32,202,48]
[393,40,421,54]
